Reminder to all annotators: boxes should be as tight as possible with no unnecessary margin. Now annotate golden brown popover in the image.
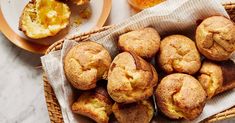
[19,0,70,39]
[64,41,112,90]
[72,87,113,123]
[107,52,158,103]
[198,60,235,99]
[118,28,161,59]
[155,73,206,120]
[196,16,235,61]
[158,35,201,74]
[198,61,223,99]
[112,100,154,123]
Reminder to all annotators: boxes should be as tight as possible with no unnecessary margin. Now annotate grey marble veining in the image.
[0,33,50,123]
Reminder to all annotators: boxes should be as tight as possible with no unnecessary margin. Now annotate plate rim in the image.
[0,0,112,54]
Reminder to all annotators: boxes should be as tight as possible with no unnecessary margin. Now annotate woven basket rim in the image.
[43,3,235,123]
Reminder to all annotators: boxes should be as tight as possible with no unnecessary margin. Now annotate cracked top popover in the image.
[107,52,158,103]
[64,41,112,90]
[155,73,206,120]
[118,28,161,59]
[158,35,201,74]
[196,16,235,61]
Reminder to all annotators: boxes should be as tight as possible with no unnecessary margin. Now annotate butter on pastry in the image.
[19,0,71,39]
[155,73,206,120]
[62,0,90,5]
[71,0,90,5]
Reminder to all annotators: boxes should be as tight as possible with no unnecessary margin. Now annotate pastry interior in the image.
[72,87,113,123]
[19,0,71,39]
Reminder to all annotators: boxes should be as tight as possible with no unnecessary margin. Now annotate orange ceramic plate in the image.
[0,0,112,54]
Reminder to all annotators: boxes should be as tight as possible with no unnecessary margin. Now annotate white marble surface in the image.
[0,33,50,123]
[0,0,235,123]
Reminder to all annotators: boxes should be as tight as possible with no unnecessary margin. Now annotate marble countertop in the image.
[0,0,235,123]
[0,33,49,123]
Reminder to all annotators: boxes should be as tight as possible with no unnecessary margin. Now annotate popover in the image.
[198,61,223,99]
[72,87,113,123]
[19,0,71,39]
[196,16,235,61]
[158,35,201,74]
[64,41,112,90]
[198,60,235,99]
[155,73,206,120]
[107,52,158,103]
[112,100,154,123]
[118,28,161,59]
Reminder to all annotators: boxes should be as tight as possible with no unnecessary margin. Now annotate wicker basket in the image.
[43,3,235,123]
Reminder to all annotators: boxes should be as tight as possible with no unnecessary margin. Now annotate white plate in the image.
[0,0,111,54]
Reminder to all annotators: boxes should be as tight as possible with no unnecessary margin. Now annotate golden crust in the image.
[196,16,235,61]
[72,87,113,123]
[158,35,201,74]
[112,100,154,123]
[155,73,206,120]
[118,28,161,59]
[107,52,158,103]
[62,0,90,5]
[198,61,223,99]
[199,60,235,96]
[19,0,71,39]
[64,41,112,90]
[71,0,90,5]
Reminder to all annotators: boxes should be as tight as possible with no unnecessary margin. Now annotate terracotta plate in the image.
[0,0,112,54]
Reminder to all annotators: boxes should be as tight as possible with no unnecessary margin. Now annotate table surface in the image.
[0,0,235,123]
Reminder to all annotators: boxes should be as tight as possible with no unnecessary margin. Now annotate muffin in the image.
[64,41,112,90]
[198,60,235,99]
[155,73,206,120]
[19,0,71,39]
[112,100,154,123]
[107,52,158,103]
[158,35,201,74]
[196,16,235,61]
[72,87,113,123]
[118,28,161,59]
